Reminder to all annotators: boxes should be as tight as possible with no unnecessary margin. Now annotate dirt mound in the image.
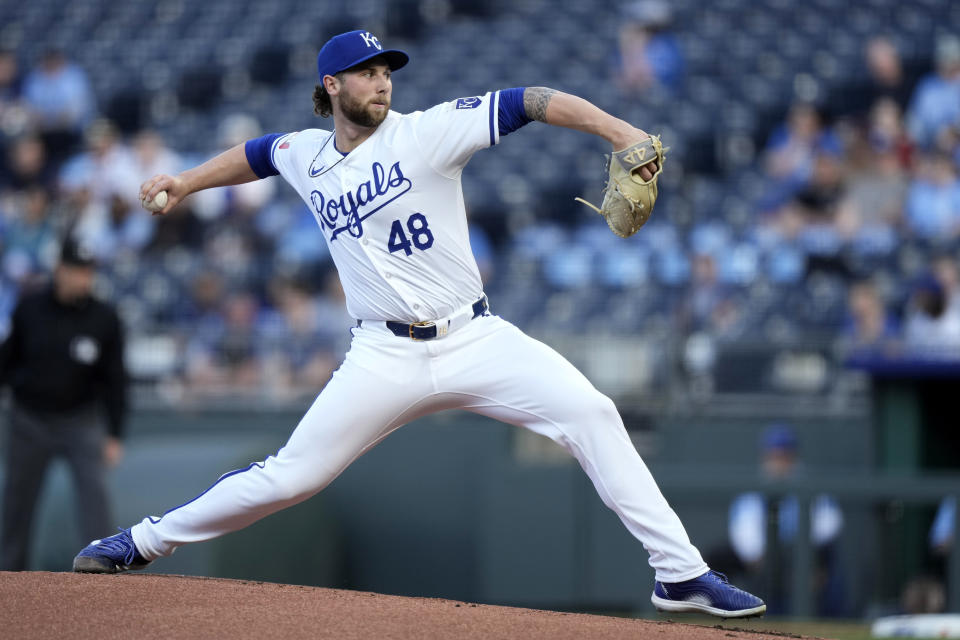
[0,572,817,640]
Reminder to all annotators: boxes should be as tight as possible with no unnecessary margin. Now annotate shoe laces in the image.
[709,570,730,584]
[100,529,137,566]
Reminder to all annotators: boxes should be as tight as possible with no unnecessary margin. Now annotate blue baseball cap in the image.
[761,423,798,453]
[317,30,409,81]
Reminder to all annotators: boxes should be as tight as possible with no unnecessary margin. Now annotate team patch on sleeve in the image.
[455,97,482,110]
[275,131,299,152]
[271,131,298,160]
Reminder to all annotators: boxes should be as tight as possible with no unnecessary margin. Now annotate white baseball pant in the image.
[132,313,708,582]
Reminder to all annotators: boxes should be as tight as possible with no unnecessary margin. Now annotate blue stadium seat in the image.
[718,243,761,286]
[597,247,651,289]
[766,244,806,285]
[543,244,594,289]
[689,221,733,256]
[652,247,691,287]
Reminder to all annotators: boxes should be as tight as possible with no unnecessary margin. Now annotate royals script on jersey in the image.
[270,92,502,322]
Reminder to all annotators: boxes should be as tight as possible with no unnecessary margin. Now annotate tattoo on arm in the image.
[524,87,557,122]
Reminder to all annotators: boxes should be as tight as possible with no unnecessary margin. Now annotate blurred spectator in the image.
[614,0,685,95]
[131,130,196,253]
[132,129,182,182]
[771,150,852,261]
[63,120,154,260]
[835,102,909,235]
[761,103,843,211]
[0,237,127,570]
[863,37,919,112]
[261,274,349,400]
[832,37,919,119]
[0,135,52,192]
[181,269,226,322]
[191,114,276,223]
[904,151,960,241]
[0,49,22,103]
[201,223,264,293]
[895,483,956,616]
[866,97,914,170]
[903,272,960,357]
[765,103,830,181]
[678,253,741,338]
[184,290,263,395]
[793,150,847,229]
[173,269,229,347]
[719,424,845,616]
[0,49,29,137]
[147,201,206,254]
[906,35,960,151]
[897,495,954,617]
[932,254,960,315]
[841,280,900,354]
[189,115,276,293]
[1,185,60,287]
[22,49,95,164]
[61,119,140,208]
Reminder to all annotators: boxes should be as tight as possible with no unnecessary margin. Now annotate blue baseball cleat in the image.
[652,570,766,618]
[73,528,151,574]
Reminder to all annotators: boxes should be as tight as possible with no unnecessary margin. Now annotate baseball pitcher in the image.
[74,30,765,618]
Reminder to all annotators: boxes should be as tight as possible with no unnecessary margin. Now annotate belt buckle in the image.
[409,321,435,341]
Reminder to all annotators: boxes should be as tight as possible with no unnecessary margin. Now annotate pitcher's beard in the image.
[340,91,389,128]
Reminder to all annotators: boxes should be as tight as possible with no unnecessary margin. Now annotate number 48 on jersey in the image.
[388,213,434,256]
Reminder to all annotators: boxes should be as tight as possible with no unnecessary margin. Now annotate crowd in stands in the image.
[611,4,960,368]
[778,33,960,361]
[1,1,960,401]
[0,47,357,401]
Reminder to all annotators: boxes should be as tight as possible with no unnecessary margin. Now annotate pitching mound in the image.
[1,572,815,640]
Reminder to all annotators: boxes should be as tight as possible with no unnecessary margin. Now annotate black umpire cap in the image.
[59,237,97,268]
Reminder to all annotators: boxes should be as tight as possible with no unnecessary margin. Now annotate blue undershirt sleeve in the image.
[244,133,283,179]
[498,87,532,137]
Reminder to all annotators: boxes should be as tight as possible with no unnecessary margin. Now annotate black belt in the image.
[378,297,489,341]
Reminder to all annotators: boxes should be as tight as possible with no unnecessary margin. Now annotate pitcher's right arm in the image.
[139,142,260,215]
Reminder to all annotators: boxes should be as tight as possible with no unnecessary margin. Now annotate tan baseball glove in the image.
[575,135,666,238]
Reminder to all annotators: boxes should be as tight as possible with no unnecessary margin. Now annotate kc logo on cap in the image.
[359,32,381,50]
[317,29,409,81]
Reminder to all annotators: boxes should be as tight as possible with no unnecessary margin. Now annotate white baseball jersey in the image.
[270,92,500,322]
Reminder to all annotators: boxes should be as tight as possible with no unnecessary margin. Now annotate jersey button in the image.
[413,304,420,310]
[362,239,369,246]
[385,272,393,279]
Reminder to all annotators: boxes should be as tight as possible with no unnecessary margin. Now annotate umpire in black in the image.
[0,237,127,570]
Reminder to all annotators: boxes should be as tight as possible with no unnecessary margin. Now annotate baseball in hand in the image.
[141,190,168,212]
